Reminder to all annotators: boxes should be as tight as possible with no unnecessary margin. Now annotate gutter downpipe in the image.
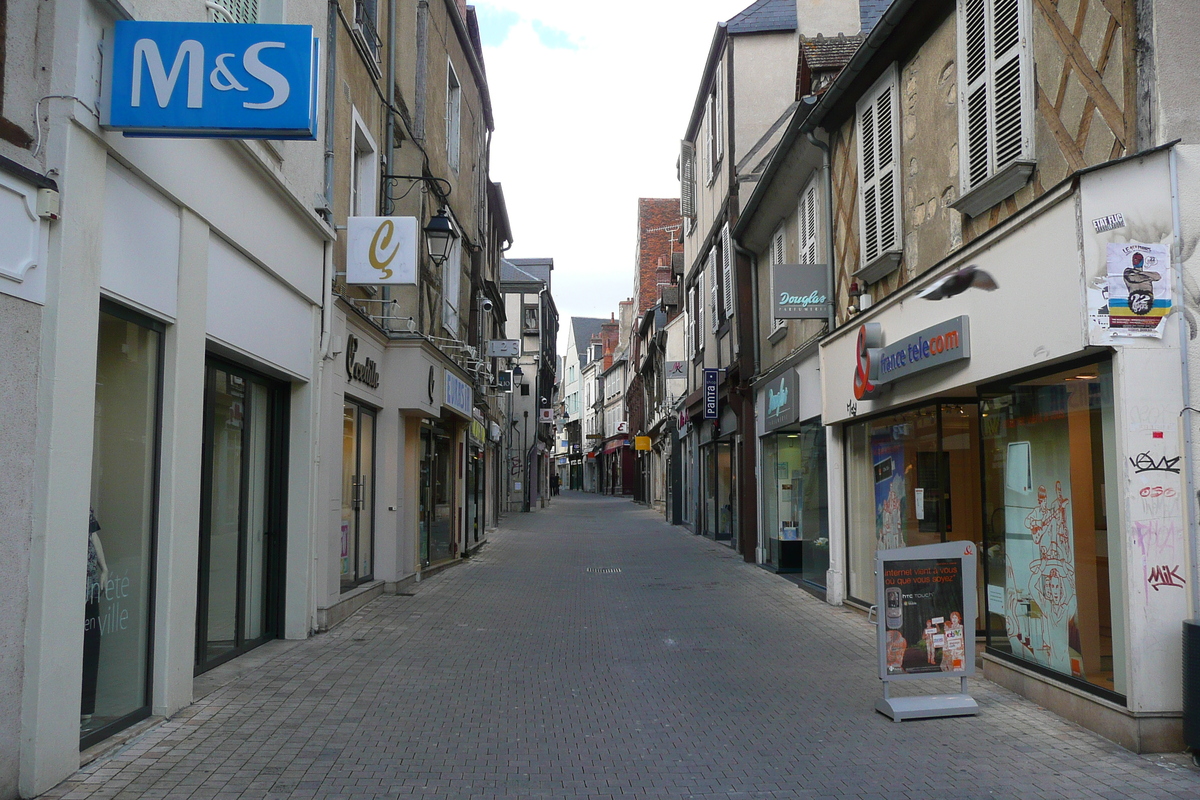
[382,0,397,329]
[806,129,835,334]
[320,0,338,360]
[1169,147,1200,617]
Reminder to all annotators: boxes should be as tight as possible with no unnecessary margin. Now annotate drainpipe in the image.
[1170,148,1200,617]
[320,0,338,359]
[806,129,835,332]
[414,0,429,141]
[381,0,397,328]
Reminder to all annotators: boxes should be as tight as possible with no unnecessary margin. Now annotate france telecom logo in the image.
[104,21,320,139]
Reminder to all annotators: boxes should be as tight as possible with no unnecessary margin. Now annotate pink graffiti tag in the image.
[1148,565,1186,591]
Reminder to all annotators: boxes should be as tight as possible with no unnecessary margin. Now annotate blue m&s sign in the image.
[104,21,319,139]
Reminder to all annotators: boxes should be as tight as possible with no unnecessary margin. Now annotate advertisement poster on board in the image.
[1106,242,1171,337]
[872,433,906,550]
[881,557,968,676]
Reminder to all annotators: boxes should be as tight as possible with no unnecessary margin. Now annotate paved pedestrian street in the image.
[43,495,1200,800]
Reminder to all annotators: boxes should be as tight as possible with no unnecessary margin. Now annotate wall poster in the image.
[872,433,906,551]
[1106,242,1171,338]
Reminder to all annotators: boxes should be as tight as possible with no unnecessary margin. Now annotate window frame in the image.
[446,59,462,173]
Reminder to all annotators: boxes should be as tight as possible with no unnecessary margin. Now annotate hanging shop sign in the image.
[103,21,320,139]
[763,369,799,432]
[615,420,629,434]
[345,334,379,389]
[444,369,472,418]
[853,317,970,401]
[772,264,830,319]
[486,339,521,357]
[634,436,651,451]
[703,369,719,420]
[539,408,553,423]
[874,540,978,721]
[1106,242,1171,338]
[346,217,418,285]
[496,371,512,391]
[666,360,687,378]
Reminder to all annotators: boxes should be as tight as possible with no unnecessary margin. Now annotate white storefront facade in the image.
[820,148,1191,752]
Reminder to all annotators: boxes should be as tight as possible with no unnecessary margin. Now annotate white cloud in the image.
[478,0,751,347]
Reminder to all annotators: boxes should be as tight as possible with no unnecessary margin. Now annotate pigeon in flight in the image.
[915,265,998,300]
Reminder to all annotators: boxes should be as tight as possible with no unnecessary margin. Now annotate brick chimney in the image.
[600,314,619,370]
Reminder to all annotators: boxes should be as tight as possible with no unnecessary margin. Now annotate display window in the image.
[196,359,287,673]
[845,403,983,620]
[761,418,828,588]
[980,360,1125,697]
[83,304,163,747]
[420,421,455,566]
[341,400,376,590]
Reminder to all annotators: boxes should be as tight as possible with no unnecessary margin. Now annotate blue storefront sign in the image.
[703,369,719,420]
[444,369,473,419]
[104,21,320,139]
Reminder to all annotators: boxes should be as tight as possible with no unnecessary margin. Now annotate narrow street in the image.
[44,495,1200,800]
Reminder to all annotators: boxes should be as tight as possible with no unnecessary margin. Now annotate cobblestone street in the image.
[42,494,1200,800]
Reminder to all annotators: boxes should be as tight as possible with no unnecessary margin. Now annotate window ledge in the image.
[950,160,1036,218]
[852,251,902,285]
[767,325,788,345]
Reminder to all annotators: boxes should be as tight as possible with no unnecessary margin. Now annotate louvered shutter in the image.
[708,249,719,332]
[720,223,734,319]
[704,96,715,182]
[857,65,900,267]
[714,63,725,163]
[680,141,697,219]
[771,225,786,331]
[686,286,695,356]
[798,181,819,264]
[958,0,1030,193]
[696,279,704,349]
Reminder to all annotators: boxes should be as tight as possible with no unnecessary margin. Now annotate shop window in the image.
[845,403,983,618]
[341,401,376,590]
[83,304,163,747]
[762,419,828,588]
[980,360,1124,697]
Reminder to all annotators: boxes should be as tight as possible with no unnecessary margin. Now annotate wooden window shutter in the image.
[720,223,734,319]
[714,63,725,163]
[857,65,900,267]
[771,224,786,331]
[680,140,697,219]
[707,249,719,332]
[686,286,694,356]
[957,0,1031,192]
[799,181,819,264]
[704,95,715,181]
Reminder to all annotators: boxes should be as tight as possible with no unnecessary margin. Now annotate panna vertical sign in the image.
[104,21,320,139]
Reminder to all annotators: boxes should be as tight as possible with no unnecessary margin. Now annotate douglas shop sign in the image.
[772,264,830,319]
[853,317,970,401]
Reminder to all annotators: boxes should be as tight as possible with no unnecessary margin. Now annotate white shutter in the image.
[714,63,725,163]
[798,180,819,264]
[771,225,786,331]
[720,223,734,319]
[686,286,694,356]
[958,0,1031,193]
[704,96,715,182]
[707,249,719,332]
[857,64,900,267]
[680,141,697,219]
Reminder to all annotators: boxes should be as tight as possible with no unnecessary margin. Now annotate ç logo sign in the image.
[346,217,418,285]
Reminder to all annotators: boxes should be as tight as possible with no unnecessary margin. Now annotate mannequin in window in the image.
[81,508,108,728]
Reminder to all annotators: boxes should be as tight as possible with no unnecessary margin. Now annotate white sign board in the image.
[346,217,418,285]
[487,339,521,358]
[539,408,553,423]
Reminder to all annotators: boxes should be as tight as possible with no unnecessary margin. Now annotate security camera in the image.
[481,298,494,312]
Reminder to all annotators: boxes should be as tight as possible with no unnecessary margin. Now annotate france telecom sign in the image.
[104,21,320,139]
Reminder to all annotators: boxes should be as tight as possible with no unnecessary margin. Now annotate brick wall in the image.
[635,198,683,313]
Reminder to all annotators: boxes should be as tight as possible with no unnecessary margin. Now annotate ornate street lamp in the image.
[423,209,457,266]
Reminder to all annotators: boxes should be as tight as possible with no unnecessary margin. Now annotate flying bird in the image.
[915,265,998,300]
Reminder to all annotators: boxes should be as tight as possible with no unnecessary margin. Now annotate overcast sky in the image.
[475,0,751,350]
